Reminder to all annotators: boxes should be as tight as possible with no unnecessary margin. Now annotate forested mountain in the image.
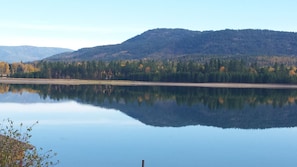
[46,28,297,61]
[0,46,72,63]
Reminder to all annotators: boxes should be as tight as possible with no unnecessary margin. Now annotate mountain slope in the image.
[46,28,297,61]
[0,46,72,63]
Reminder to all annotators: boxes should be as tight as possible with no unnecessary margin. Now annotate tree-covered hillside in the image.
[46,29,297,61]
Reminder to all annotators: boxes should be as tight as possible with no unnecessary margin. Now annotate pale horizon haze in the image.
[0,0,297,50]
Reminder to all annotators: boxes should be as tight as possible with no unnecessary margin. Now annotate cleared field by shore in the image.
[1,78,297,89]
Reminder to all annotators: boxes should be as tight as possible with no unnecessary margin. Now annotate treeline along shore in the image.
[2,59,297,84]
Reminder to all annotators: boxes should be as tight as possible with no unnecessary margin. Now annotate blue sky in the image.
[0,0,296,50]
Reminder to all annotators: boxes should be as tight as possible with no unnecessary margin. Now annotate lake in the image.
[1,84,297,167]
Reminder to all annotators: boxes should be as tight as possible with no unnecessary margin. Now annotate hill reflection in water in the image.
[1,84,297,129]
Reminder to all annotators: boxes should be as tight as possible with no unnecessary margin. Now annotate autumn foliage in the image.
[0,62,39,77]
[2,59,297,83]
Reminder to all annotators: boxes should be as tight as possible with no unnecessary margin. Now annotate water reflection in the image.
[1,84,297,129]
[1,85,297,167]
[1,101,297,167]
[0,101,141,126]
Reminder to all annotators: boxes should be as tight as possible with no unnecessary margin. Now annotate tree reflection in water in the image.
[1,84,297,129]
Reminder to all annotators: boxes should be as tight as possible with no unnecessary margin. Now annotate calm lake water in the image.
[1,84,297,167]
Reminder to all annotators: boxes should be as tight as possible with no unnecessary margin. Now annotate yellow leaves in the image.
[0,62,10,75]
[219,66,225,72]
[0,84,39,94]
[0,85,9,94]
[268,67,275,72]
[289,69,296,76]
[138,64,144,70]
[249,67,257,74]
[137,96,143,103]
[120,61,127,67]
[25,64,40,73]
[289,66,297,76]
[218,97,224,104]
[288,97,296,104]
[137,93,151,103]
[145,66,151,73]
[291,66,297,71]
[10,63,40,74]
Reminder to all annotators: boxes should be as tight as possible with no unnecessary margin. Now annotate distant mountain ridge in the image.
[46,28,297,61]
[0,45,72,63]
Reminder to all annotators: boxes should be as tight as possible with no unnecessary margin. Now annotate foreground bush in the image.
[0,119,58,167]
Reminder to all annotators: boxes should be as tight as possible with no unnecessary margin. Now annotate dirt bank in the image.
[1,78,297,89]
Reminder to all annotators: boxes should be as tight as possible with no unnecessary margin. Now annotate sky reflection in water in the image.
[1,93,297,167]
[0,101,141,126]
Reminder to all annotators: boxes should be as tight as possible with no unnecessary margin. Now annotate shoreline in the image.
[1,78,297,89]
